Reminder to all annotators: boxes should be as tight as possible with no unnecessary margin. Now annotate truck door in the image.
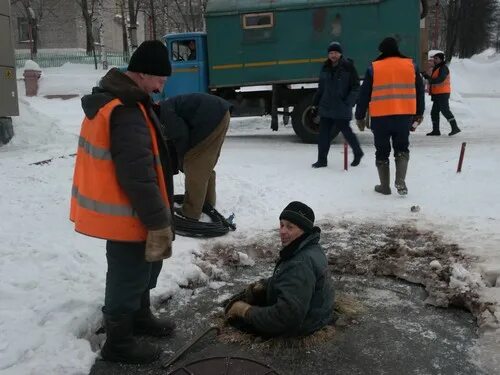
[163,35,209,98]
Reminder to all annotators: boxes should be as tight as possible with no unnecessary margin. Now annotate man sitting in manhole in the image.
[225,201,335,337]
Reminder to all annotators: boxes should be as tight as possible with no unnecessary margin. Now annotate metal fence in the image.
[15,49,130,68]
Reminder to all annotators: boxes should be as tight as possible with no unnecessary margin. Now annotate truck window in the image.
[242,13,274,29]
[171,39,196,62]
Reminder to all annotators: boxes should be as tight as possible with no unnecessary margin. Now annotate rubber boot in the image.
[394,152,409,196]
[375,160,391,195]
[101,314,160,364]
[448,119,461,136]
[134,291,176,337]
[426,123,441,136]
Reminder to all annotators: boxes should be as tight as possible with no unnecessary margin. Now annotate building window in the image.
[17,17,32,42]
[242,13,274,29]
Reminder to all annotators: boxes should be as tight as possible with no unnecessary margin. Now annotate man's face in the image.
[279,219,305,247]
[328,51,342,64]
[433,56,442,66]
[139,74,168,94]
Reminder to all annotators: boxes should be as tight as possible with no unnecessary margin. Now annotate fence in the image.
[15,49,130,69]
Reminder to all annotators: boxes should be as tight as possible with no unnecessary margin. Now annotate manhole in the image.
[168,356,279,375]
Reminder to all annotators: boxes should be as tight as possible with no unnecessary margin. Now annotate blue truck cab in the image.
[161,32,209,99]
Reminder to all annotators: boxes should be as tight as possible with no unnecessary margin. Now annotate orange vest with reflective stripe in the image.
[369,57,417,117]
[430,67,451,95]
[70,98,169,242]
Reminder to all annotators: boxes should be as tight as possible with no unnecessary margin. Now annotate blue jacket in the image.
[313,57,360,120]
[246,228,335,337]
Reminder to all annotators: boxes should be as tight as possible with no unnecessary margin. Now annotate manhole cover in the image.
[168,356,279,375]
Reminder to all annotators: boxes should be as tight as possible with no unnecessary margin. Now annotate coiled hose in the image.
[173,194,236,238]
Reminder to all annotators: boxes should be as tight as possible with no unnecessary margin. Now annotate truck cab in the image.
[162,32,209,98]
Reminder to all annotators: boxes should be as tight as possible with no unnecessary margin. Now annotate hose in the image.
[173,194,236,238]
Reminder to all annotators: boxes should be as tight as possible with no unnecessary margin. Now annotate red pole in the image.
[344,143,348,171]
[457,142,466,173]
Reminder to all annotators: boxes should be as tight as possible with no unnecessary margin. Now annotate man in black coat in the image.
[159,93,232,220]
[422,52,461,136]
[311,41,363,168]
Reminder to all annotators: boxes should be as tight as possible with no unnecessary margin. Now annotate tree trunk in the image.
[80,0,95,55]
[128,0,138,51]
[120,0,129,55]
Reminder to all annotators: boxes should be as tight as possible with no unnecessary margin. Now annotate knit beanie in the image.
[378,37,400,55]
[128,40,172,77]
[327,41,343,54]
[279,201,315,233]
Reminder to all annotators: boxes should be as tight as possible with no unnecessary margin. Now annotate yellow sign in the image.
[3,69,14,79]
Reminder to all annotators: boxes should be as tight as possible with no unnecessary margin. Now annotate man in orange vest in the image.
[70,41,175,364]
[422,52,461,136]
[355,37,425,196]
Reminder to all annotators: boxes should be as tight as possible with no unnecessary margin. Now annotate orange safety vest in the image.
[70,98,169,242]
[430,67,451,95]
[369,57,417,117]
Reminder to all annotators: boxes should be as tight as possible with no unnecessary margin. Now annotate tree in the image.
[127,0,145,51]
[11,0,45,57]
[74,0,98,55]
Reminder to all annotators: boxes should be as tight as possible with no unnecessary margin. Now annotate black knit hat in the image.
[433,52,445,62]
[128,40,172,77]
[327,41,343,54]
[279,201,315,233]
[378,37,400,55]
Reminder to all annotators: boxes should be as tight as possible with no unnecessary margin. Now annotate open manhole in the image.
[169,356,279,375]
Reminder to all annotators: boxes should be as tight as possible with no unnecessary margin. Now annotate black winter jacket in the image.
[80,68,174,231]
[158,93,232,166]
[246,228,335,337]
[313,57,360,120]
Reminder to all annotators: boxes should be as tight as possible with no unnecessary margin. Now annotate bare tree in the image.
[127,0,145,51]
[74,0,98,55]
[157,0,207,33]
[11,0,45,57]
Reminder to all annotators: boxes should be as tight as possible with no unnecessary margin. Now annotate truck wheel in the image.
[291,95,319,143]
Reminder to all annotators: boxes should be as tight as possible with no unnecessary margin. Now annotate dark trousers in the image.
[104,240,163,316]
[317,118,363,163]
[431,95,455,130]
[371,115,412,162]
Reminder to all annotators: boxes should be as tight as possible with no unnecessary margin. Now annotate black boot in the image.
[351,152,364,167]
[375,160,391,195]
[448,119,461,136]
[394,152,409,196]
[312,160,327,168]
[134,291,176,337]
[426,122,441,136]
[101,314,160,364]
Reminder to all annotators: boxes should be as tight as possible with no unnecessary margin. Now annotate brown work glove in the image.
[356,118,367,132]
[225,301,251,321]
[145,226,173,262]
[245,279,267,305]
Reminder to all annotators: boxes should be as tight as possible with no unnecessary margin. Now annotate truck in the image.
[0,0,18,146]
[161,0,428,143]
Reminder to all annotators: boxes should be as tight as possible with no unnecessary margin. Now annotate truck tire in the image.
[291,94,319,144]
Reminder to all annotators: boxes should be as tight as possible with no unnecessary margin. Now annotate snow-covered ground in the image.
[1,50,500,374]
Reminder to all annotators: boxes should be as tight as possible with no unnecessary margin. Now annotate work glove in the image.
[225,301,251,321]
[356,118,367,132]
[411,115,424,132]
[145,226,173,262]
[245,279,267,305]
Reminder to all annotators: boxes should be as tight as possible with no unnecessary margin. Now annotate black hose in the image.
[421,0,429,19]
[173,194,236,238]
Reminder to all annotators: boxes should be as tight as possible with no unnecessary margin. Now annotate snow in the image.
[1,53,500,374]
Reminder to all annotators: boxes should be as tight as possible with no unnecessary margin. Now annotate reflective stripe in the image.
[372,83,415,91]
[78,136,111,160]
[72,185,137,217]
[371,94,417,101]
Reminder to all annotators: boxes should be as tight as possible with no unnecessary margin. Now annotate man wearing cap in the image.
[422,52,461,136]
[225,201,334,337]
[70,40,176,364]
[355,37,425,196]
[311,41,363,168]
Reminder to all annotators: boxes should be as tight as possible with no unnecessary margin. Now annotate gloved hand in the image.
[245,279,267,305]
[145,226,173,262]
[356,118,367,132]
[411,115,424,132]
[225,301,251,320]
